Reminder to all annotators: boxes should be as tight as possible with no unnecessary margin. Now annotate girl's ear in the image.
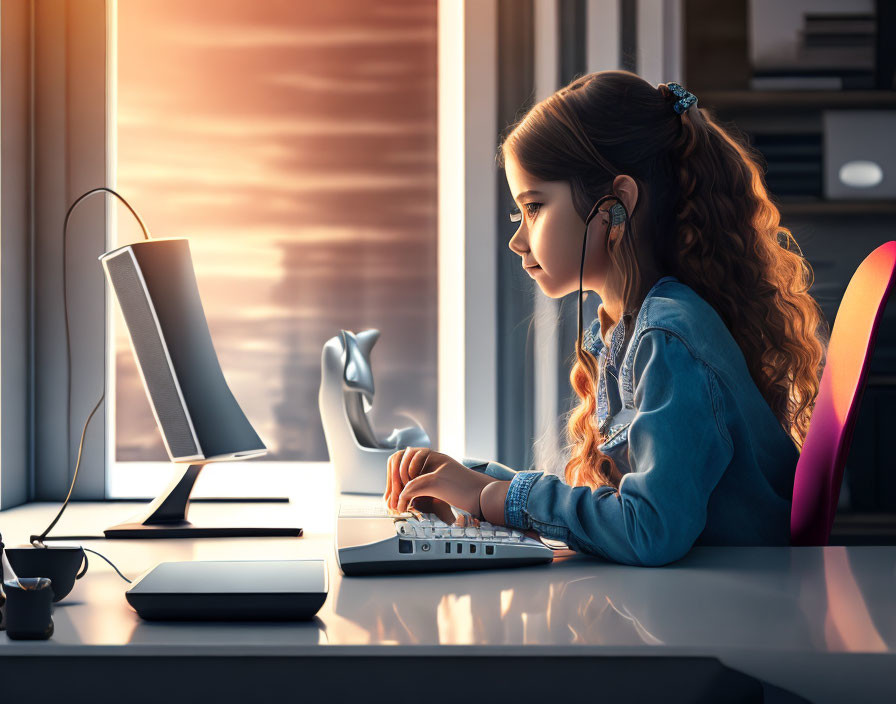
[611,174,639,219]
[606,175,638,248]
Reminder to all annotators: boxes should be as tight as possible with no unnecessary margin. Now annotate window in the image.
[108,0,438,493]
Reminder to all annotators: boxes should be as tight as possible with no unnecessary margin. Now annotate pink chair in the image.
[791,241,896,546]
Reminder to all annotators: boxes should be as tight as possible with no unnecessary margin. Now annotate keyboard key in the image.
[389,510,530,547]
[395,521,415,537]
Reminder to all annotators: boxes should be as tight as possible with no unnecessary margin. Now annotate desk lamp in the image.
[101,235,302,538]
[38,188,301,540]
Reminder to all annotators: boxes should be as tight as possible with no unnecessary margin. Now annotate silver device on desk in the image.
[336,499,554,575]
[319,328,432,495]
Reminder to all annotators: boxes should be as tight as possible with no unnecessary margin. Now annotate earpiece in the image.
[608,202,627,227]
[585,197,628,228]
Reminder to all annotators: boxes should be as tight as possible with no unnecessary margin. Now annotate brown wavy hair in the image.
[497,70,829,491]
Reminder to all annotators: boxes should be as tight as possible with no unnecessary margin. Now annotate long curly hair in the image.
[497,70,829,491]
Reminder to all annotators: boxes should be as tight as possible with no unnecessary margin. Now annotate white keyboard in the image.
[336,500,554,576]
[393,516,527,542]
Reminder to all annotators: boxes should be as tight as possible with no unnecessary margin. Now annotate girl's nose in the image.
[509,229,527,255]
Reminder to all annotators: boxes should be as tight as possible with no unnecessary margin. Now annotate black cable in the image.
[63,189,151,503]
[82,548,132,584]
[34,188,152,545]
[21,541,133,585]
[32,394,104,544]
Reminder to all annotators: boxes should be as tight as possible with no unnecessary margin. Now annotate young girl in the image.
[383,70,829,567]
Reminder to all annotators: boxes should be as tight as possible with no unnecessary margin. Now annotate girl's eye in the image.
[508,203,541,223]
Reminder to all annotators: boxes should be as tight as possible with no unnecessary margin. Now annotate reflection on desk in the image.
[332,547,882,651]
[2,500,895,704]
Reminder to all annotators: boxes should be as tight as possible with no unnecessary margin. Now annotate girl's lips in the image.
[525,265,542,276]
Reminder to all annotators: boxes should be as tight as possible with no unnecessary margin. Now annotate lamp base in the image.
[104,522,302,539]
[103,463,302,540]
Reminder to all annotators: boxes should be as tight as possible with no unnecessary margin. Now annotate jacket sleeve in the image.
[461,456,518,482]
[502,329,734,566]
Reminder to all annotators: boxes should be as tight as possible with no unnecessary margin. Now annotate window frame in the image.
[9,0,110,504]
[0,0,34,509]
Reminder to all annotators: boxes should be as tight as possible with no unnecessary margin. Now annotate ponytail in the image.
[659,83,828,449]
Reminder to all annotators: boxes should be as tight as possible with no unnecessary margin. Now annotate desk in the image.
[1,497,895,704]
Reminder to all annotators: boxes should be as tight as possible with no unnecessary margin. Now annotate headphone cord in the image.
[578,194,628,358]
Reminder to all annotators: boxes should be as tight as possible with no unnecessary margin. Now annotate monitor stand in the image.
[104,464,303,539]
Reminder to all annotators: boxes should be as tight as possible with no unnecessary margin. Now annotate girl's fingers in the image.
[430,499,456,526]
[388,449,408,508]
[397,473,433,513]
[399,447,420,487]
[384,452,395,505]
[384,451,395,507]
[407,448,432,481]
[393,447,419,508]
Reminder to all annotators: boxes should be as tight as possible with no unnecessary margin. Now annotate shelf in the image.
[833,512,896,528]
[700,89,896,111]
[867,375,896,387]
[830,512,896,545]
[775,198,896,216]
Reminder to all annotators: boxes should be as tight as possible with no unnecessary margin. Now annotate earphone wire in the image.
[33,188,151,547]
[578,194,627,359]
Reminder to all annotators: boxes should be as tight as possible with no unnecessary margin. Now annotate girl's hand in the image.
[384,447,451,522]
[385,447,435,510]
[384,447,496,521]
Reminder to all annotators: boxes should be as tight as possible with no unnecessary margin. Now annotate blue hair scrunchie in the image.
[666,82,697,115]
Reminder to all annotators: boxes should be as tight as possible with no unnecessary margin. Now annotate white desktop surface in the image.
[2,480,896,703]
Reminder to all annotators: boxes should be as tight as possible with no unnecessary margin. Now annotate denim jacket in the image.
[463,275,800,567]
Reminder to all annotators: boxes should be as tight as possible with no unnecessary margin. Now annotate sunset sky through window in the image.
[114,0,438,461]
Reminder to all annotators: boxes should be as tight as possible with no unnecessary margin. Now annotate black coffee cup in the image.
[4,577,54,640]
[5,546,88,603]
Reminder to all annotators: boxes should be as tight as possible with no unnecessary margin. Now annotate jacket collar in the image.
[595,275,678,347]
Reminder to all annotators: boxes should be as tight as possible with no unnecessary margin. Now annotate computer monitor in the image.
[99,237,300,538]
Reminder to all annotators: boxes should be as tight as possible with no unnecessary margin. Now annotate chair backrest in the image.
[791,241,896,546]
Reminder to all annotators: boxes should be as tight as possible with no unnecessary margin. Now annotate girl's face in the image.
[504,152,632,313]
